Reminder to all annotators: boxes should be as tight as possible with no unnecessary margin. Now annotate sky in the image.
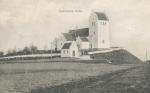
[0,0,150,60]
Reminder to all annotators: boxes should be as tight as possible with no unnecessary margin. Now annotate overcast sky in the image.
[0,0,150,60]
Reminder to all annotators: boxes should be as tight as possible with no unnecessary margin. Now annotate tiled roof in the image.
[95,12,108,20]
[80,37,89,42]
[62,33,75,41]
[69,28,89,37]
[62,43,72,49]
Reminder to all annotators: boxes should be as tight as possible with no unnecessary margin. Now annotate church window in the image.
[92,22,95,26]
[104,22,106,25]
[101,22,106,25]
[102,40,105,43]
[63,50,65,54]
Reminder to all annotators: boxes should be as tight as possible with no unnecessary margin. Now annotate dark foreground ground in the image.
[28,63,150,93]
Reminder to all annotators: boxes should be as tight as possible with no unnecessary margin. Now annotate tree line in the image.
[0,45,60,57]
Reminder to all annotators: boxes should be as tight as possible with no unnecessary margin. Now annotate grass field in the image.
[0,62,139,93]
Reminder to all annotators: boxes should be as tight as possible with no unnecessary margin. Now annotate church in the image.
[52,11,110,58]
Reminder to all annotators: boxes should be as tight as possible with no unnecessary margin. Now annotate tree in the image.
[30,45,38,54]
[6,50,12,56]
[53,38,58,51]
[0,51,4,57]
[23,46,31,54]
[11,49,17,55]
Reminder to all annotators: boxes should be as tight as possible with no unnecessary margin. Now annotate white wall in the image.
[76,36,89,50]
[70,42,80,57]
[98,20,110,48]
[81,42,90,49]
[61,49,70,57]
[76,36,81,49]
[89,13,98,48]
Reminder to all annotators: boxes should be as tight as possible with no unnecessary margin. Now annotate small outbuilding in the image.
[76,36,89,55]
[61,42,79,57]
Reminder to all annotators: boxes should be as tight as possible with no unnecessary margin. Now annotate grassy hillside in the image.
[0,62,136,93]
[91,49,142,64]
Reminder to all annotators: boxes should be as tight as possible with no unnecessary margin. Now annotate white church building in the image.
[52,11,111,57]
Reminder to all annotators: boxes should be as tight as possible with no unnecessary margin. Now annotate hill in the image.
[90,49,142,64]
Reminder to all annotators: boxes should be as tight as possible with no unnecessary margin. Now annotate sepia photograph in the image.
[0,0,150,93]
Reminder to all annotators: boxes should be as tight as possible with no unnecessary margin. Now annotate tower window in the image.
[63,50,65,54]
[101,22,106,25]
[92,22,95,26]
[102,40,105,44]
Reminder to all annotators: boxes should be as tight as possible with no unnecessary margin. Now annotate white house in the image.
[61,41,79,57]
[89,11,110,49]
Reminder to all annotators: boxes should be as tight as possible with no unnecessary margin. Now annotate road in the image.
[28,63,150,93]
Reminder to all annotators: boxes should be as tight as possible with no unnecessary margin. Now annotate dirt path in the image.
[28,63,149,93]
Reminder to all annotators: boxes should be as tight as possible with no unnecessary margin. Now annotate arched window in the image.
[63,50,65,54]
[72,51,75,56]
[91,44,92,48]
[102,40,105,44]
[101,22,106,25]
[92,22,95,26]
[93,32,95,35]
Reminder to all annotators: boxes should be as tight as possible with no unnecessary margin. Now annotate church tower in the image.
[89,11,110,49]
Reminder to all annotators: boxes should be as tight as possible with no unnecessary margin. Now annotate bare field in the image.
[0,62,138,93]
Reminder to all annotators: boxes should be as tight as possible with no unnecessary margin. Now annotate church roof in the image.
[80,37,89,42]
[95,12,108,20]
[62,33,76,41]
[62,43,72,49]
[69,28,89,37]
